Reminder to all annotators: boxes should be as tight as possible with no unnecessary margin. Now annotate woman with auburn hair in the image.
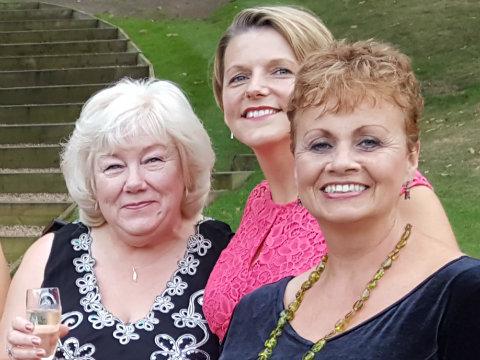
[0,245,10,316]
[220,39,480,359]
[203,5,458,342]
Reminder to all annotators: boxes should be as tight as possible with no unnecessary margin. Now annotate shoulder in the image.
[236,276,292,313]
[444,257,480,295]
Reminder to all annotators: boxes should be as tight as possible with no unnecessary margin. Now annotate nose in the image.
[124,166,147,193]
[325,145,361,174]
[244,73,269,99]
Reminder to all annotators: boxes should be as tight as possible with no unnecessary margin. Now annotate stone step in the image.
[231,153,259,171]
[212,171,254,190]
[0,39,128,56]
[0,201,71,226]
[0,83,107,105]
[0,52,139,71]
[0,65,149,87]
[0,144,61,168]
[0,103,82,124]
[0,169,66,193]
[0,8,73,21]
[0,18,98,31]
[0,27,117,44]
[0,123,74,144]
[0,3,40,11]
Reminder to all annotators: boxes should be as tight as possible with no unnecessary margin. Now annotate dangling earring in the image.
[230,132,234,140]
[403,180,411,200]
[184,187,189,200]
[297,197,302,206]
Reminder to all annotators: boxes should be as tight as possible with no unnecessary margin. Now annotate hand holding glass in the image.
[26,287,62,358]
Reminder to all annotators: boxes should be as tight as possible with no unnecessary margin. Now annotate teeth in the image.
[245,109,277,118]
[324,184,367,194]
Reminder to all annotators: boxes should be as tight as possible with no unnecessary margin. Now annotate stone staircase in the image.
[0,2,256,266]
[0,1,153,263]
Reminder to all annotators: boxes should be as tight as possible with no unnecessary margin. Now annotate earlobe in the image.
[407,141,420,179]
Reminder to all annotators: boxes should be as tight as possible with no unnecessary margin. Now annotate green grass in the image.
[102,0,480,255]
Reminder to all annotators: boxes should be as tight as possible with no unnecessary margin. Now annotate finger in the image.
[9,346,45,360]
[11,316,34,333]
[7,329,42,348]
[59,324,69,338]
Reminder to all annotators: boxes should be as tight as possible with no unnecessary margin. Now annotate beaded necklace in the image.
[258,223,413,360]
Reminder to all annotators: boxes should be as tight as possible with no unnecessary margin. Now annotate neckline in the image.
[277,255,469,346]
[74,221,208,328]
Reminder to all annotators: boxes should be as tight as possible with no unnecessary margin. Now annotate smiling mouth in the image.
[123,201,153,209]
[322,184,369,194]
[242,108,280,119]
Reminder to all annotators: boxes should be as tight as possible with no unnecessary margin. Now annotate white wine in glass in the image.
[26,287,62,359]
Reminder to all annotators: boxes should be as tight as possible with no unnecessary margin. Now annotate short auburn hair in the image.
[288,39,423,151]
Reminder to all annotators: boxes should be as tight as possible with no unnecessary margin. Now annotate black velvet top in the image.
[220,256,480,360]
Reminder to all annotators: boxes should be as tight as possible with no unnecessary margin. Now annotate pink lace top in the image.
[204,171,431,341]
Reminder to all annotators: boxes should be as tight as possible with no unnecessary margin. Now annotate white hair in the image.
[61,78,215,226]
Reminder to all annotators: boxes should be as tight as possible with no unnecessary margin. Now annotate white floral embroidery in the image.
[71,232,91,251]
[153,295,175,313]
[80,291,102,313]
[151,291,210,359]
[88,309,115,329]
[76,273,97,294]
[186,234,212,256]
[113,323,140,345]
[178,254,200,276]
[73,253,95,273]
[57,337,96,360]
[61,311,84,331]
[70,223,213,346]
[136,311,160,331]
[166,276,188,296]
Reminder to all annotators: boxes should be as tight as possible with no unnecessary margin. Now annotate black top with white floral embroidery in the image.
[42,219,233,360]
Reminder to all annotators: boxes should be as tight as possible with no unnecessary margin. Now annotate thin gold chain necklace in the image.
[258,223,413,360]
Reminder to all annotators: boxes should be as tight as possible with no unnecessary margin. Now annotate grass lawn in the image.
[102,0,480,256]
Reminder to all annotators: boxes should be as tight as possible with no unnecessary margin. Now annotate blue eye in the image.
[273,68,292,76]
[229,74,248,84]
[310,141,332,152]
[358,138,381,150]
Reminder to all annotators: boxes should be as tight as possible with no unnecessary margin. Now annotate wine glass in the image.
[26,287,62,359]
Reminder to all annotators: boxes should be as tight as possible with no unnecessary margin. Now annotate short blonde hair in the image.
[61,78,215,226]
[212,5,334,109]
[289,40,423,151]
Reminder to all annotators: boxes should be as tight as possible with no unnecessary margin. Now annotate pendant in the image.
[132,266,138,282]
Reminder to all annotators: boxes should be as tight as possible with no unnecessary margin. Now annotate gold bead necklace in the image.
[258,223,413,360]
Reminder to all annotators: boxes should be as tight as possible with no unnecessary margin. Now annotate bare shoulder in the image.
[399,186,458,251]
[15,232,55,284]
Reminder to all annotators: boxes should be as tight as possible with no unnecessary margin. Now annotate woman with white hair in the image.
[1,79,232,359]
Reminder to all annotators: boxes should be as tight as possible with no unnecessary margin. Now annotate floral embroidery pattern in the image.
[57,337,96,360]
[70,225,211,346]
[151,291,210,360]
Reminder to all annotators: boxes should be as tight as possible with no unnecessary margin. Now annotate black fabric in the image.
[42,220,233,360]
[220,256,480,360]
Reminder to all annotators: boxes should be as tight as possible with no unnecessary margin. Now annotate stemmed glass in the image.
[26,287,62,359]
